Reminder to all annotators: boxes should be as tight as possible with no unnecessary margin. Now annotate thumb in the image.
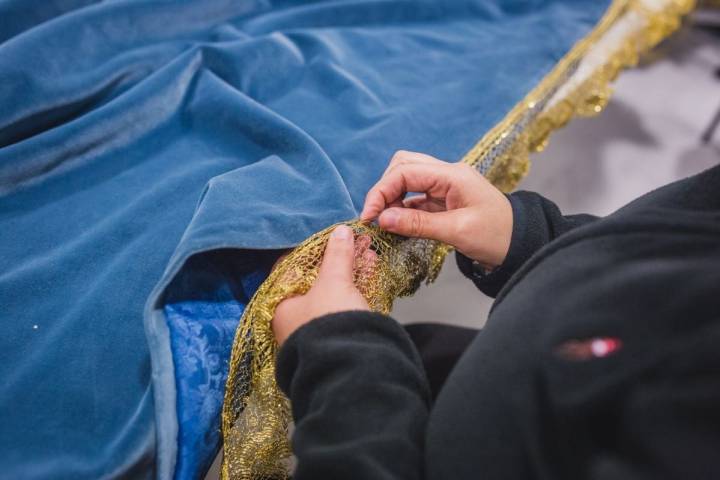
[378,207,457,242]
[317,225,355,285]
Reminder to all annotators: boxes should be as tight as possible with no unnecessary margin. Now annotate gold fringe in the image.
[220,1,695,478]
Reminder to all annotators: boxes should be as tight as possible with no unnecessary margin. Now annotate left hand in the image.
[272,225,374,346]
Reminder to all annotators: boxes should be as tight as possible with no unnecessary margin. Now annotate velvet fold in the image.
[0,1,611,478]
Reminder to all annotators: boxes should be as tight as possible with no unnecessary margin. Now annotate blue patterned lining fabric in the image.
[163,253,273,478]
[0,0,611,478]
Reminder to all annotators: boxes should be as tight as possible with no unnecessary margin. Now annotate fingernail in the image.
[333,225,352,240]
[380,210,398,228]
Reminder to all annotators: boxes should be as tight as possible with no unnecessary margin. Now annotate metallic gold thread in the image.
[220,1,694,478]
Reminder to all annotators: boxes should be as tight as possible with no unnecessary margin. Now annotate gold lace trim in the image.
[220,1,694,478]
[478,0,695,192]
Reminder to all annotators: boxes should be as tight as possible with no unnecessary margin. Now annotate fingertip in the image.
[319,225,356,282]
[363,248,378,264]
[360,200,379,221]
[378,208,401,230]
[361,188,387,221]
[357,247,378,283]
[355,234,371,250]
[332,225,353,241]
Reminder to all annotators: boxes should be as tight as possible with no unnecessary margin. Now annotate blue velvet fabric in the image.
[0,0,611,478]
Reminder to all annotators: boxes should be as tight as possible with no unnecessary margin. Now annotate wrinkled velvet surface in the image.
[0,0,611,478]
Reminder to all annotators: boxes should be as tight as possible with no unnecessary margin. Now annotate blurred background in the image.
[206,12,719,480]
[393,17,720,330]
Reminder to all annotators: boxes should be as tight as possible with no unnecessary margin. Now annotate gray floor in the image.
[393,24,720,330]
[205,23,719,480]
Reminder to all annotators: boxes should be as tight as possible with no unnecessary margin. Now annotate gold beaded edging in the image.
[473,0,695,192]
[219,1,694,478]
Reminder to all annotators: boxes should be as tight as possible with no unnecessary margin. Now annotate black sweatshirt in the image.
[276,164,720,480]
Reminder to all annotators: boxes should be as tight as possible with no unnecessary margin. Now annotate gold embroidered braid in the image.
[220,1,694,478]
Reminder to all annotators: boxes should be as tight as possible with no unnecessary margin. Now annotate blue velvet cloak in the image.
[0,0,611,478]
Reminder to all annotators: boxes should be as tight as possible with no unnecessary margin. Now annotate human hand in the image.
[360,151,513,270]
[272,225,374,346]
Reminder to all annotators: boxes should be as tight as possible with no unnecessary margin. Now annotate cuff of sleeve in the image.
[275,310,406,395]
[455,192,541,297]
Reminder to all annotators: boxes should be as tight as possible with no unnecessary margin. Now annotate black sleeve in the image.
[456,190,599,297]
[276,311,431,480]
[404,323,478,401]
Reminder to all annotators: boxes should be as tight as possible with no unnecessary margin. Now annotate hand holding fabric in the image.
[361,151,513,270]
[272,226,374,345]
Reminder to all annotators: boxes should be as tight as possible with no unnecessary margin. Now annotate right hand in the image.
[360,151,513,270]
